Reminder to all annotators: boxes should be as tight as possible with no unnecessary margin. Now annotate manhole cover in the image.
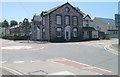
[29,70,47,75]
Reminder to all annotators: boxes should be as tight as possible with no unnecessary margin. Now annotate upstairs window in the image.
[73,16,78,25]
[65,16,70,25]
[56,15,62,25]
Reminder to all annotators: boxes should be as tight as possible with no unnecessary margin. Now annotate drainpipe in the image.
[48,14,50,42]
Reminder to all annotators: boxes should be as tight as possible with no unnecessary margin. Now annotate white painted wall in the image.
[92,31,98,39]
[83,31,89,40]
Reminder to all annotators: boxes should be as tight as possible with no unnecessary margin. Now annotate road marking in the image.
[97,43,105,45]
[0,61,7,63]
[13,61,24,63]
[41,47,45,49]
[104,45,118,55]
[31,61,35,63]
[1,46,32,50]
[51,58,114,75]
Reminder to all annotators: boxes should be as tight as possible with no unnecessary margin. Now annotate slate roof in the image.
[94,17,115,25]
[83,27,96,31]
[41,2,84,16]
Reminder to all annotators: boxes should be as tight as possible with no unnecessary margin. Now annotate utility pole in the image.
[118,1,120,46]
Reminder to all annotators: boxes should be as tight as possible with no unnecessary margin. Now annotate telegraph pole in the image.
[118,1,120,46]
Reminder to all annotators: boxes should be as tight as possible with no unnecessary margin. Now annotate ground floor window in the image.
[56,28,62,37]
[73,28,78,37]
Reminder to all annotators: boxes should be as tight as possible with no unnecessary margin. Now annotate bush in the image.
[105,36,110,40]
[7,34,14,38]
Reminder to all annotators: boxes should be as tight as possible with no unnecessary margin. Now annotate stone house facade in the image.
[31,2,83,42]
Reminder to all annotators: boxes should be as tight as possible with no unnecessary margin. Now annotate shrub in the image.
[105,36,110,40]
[7,34,14,38]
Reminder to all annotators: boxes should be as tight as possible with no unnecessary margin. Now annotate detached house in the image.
[31,2,83,42]
[31,2,99,42]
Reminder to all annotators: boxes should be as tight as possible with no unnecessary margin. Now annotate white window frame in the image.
[65,16,70,25]
[56,15,62,25]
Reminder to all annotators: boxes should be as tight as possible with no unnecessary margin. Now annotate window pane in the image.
[73,17,77,25]
[65,16,70,25]
[56,16,61,24]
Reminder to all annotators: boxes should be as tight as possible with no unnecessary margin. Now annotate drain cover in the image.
[29,70,47,75]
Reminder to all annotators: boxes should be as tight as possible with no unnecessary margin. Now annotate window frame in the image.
[56,27,62,37]
[56,15,62,25]
[72,16,78,26]
[65,7,70,12]
[65,15,70,25]
[73,28,78,37]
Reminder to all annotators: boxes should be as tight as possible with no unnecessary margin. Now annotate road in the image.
[0,38,118,75]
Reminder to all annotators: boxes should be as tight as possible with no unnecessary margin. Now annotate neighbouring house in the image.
[82,14,99,40]
[0,27,10,37]
[31,15,42,40]
[93,17,118,38]
[9,25,21,35]
[31,2,84,42]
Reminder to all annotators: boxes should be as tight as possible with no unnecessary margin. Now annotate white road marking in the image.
[13,61,24,63]
[1,46,32,50]
[49,71,75,75]
[30,61,35,63]
[0,61,7,63]
[104,45,118,55]
[97,43,105,45]
[42,47,45,48]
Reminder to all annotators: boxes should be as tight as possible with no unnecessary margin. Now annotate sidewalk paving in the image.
[14,40,49,44]
[3,60,101,75]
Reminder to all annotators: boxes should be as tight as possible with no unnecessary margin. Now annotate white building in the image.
[83,14,99,40]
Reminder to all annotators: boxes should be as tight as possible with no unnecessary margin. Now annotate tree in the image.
[22,18,31,36]
[10,20,18,27]
[2,20,9,28]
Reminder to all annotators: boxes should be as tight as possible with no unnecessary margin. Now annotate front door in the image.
[65,31,71,41]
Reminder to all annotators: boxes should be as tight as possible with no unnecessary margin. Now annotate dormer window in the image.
[65,7,70,12]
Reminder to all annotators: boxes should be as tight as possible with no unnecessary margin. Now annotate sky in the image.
[0,2,118,23]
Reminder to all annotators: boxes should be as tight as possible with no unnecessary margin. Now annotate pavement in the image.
[2,59,102,75]
[111,44,120,52]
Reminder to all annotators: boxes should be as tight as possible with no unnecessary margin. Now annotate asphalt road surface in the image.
[1,39,118,74]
